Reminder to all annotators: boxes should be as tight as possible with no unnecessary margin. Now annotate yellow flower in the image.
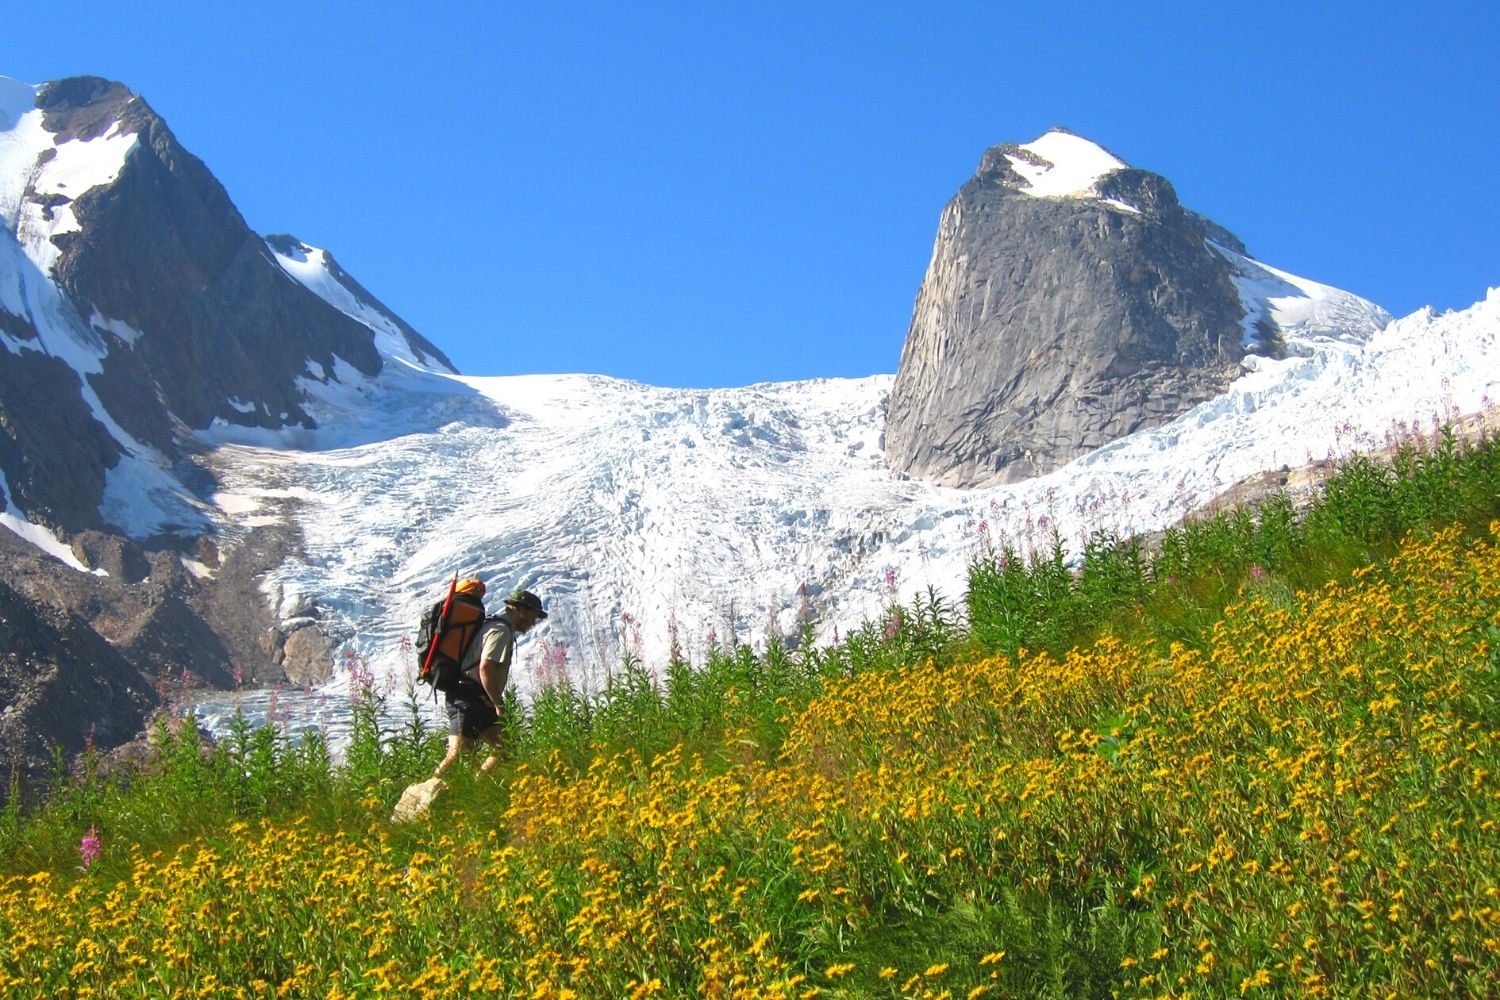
[1240,968,1272,991]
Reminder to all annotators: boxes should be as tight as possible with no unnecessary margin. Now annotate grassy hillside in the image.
[2,426,1498,998]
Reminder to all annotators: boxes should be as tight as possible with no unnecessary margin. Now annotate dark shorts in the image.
[445,683,499,740]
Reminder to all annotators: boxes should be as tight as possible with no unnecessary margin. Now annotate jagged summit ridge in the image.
[266,234,456,375]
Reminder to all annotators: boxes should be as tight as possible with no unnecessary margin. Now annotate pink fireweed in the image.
[78,826,101,870]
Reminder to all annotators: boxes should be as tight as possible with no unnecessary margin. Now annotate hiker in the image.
[434,587,548,777]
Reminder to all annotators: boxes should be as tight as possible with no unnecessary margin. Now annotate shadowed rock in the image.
[0,573,159,805]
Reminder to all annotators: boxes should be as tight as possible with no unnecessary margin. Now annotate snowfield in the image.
[197,269,1497,732]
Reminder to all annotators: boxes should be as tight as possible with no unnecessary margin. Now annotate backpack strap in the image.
[461,615,515,681]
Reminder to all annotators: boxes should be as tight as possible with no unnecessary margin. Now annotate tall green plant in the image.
[967,423,1500,661]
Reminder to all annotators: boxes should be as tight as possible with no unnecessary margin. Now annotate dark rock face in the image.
[0,571,159,804]
[885,137,1254,487]
[112,592,237,689]
[0,308,38,342]
[40,79,383,436]
[0,519,304,804]
[265,234,457,373]
[0,348,119,530]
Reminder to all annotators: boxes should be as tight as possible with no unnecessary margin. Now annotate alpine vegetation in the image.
[2,424,1498,998]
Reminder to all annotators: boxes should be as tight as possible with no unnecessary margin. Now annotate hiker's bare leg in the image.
[435,734,472,777]
[475,726,505,774]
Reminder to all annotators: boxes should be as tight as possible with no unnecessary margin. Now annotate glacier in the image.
[4,76,1494,749]
[3,215,1495,748]
[184,249,1499,749]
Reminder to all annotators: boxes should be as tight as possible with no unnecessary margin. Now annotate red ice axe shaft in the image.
[420,572,459,678]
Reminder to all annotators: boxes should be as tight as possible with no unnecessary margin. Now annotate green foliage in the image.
[4,418,1499,996]
[487,589,966,774]
[967,425,1500,659]
[969,529,1094,658]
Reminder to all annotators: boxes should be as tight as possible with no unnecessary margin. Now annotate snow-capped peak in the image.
[1006,128,1128,199]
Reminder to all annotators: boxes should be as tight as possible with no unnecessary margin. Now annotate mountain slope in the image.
[0,74,458,794]
[0,75,451,538]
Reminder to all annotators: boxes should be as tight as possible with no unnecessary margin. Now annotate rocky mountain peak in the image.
[884,131,1267,487]
[0,73,454,537]
[976,128,1130,198]
[35,76,137,142]
[0,72,461,802]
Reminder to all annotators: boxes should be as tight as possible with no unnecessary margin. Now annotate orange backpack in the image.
[416,585,488,693]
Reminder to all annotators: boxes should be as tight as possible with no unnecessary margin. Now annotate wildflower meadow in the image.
[2,425,1498,998]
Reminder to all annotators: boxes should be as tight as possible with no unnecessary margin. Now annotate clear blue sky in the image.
[9,1,1498,387]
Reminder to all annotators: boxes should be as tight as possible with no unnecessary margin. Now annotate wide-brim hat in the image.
[505,589,548,619]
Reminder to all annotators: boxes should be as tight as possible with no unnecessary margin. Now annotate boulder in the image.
[391,777,447,824]
[70,530,151,583]
[281,625,336,687]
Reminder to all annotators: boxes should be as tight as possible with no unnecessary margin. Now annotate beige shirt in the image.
[460,613,517,691]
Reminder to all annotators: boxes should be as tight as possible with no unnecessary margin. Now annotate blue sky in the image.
[9,1,1498,387]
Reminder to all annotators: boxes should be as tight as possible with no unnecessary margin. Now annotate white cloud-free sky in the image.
[7,0,1497,387]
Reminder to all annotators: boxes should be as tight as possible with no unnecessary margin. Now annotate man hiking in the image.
[434,586,548,777]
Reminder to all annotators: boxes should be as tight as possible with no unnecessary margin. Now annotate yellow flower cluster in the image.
[2,523,1497,997]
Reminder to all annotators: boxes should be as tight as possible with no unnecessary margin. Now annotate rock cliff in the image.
[885,130,1264,487]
